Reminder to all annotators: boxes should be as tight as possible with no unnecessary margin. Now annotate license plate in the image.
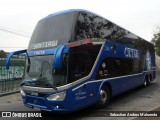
[34,107,40,110]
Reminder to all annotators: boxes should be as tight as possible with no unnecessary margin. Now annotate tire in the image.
[143,79,148,87]
[143,76,151,87]
[147,75,151,85]
[96,86,110,108]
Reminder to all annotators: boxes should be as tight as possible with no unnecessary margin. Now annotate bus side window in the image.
[96,57,140,80]
[70,53,92,81]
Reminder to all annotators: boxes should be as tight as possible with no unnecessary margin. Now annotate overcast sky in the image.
[0,0,160,52]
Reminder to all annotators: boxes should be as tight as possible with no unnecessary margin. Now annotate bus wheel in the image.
[143,80,147,87]
[96,86,110,108]
[147,75,152,85]
[143,76,151,87]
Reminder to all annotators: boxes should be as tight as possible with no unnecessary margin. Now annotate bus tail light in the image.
[47,92,66,101]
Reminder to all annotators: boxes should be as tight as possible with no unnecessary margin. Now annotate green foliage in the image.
[152,27,160,56]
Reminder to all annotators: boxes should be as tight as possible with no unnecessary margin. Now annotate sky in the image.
[0,0,160,52]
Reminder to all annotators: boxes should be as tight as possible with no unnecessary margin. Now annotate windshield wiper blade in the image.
[51,86,57,90]
[45,81,57,90]
[20,80,57,90]
[20,82,25,86]
[27,72,36,77]
[21,76,58,90]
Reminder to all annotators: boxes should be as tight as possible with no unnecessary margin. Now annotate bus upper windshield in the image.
[23,55,67,88]
[28,12,76,51]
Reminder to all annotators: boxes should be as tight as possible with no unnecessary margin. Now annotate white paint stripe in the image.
[72,72,143,91]
[72,70,156,91]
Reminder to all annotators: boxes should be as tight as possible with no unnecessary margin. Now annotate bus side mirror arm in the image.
[53,44,66,69]
[6,49,27,70]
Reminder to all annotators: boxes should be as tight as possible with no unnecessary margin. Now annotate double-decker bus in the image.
[6,9,156,112]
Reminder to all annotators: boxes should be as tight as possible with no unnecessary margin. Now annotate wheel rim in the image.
[100,89,107,104]
[148,77,151,83]
[144,80,147,86]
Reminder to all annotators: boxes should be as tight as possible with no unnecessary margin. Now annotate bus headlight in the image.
[47,92,66,101]
[20,88,26,96]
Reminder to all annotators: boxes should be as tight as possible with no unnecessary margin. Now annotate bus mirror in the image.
[53,44,66,70]
[6,49,27,70]
[26,57,30,73]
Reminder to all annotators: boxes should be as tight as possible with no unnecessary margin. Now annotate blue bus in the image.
[6,9,156,112]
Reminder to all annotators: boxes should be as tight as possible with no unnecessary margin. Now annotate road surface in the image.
[0,71,160,120]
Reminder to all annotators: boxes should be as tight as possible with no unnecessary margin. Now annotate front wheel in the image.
[96,86,110,108]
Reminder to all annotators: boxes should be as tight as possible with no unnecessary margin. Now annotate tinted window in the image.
[28,12,76,51]
[74,11,155,74]
[67,44,102,83]
[75,12,106,40]
[74,12,151,49]
[96,57,140,79]
[68,51,92,82]
[74,12,127,42]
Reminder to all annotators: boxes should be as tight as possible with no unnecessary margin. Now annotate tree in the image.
[151,26,160,56]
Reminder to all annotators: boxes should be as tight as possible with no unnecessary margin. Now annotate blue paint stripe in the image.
[27,47,70,57]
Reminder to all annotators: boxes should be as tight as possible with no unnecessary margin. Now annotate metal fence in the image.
[0,52,25,96]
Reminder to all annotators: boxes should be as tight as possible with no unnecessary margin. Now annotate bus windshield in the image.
[28,12,76,51]
[23,55,67,88]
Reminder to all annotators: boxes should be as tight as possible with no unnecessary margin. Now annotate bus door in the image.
[67,43,102,108]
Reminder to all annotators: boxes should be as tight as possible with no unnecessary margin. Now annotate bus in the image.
[6,9,156,112]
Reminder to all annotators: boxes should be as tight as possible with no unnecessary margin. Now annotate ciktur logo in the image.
[145,51,151,70]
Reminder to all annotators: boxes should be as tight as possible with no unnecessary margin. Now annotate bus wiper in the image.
[37,77,57,90]
[20,80,33,86]
[45,81,57,90]
[20,77,57,90]
[20,82,25,86]
[27,72,36,77]
[52,86,58,90]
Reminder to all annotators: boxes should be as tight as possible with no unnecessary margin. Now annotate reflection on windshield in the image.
[28,12,76,51]
[23,55,67,88]
[27,56,52,78]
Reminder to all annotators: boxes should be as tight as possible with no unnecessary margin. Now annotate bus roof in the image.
[40,9,152,45]
[40,9,84,21]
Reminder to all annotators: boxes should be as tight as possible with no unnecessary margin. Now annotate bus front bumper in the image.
[22,95,73,112]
